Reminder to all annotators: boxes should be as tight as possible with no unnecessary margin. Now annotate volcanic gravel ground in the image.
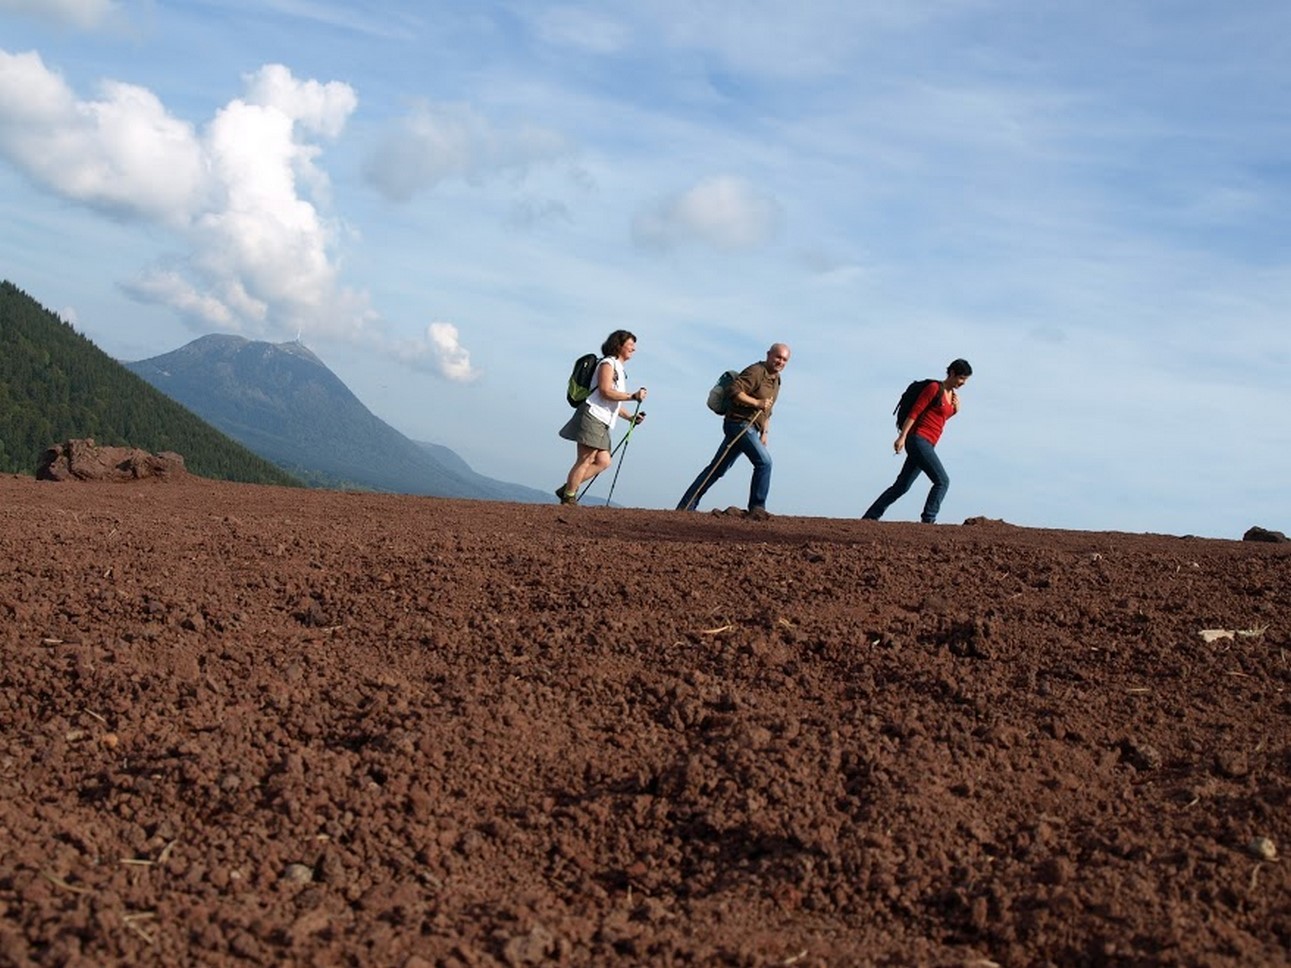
[1,475,1288,967]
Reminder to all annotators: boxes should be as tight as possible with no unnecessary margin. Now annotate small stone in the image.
[1120,739,1162,772]
[1247,837,1278,861]
[502,924,555,966]
[282,863,315,884]
[1214,750,1249,778]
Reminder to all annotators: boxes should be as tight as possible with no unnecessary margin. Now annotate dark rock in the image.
[1242,526,1287,543]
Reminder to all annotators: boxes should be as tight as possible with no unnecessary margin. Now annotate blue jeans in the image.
[863,434,949,523]
[677,419,772,511]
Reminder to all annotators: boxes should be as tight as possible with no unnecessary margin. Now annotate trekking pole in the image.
[603,401,644,507]
[680,417,756,511]
[577,399,643,503]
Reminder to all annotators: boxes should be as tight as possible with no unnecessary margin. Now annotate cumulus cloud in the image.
[426,322,480,382]
[389,322,481,383]
[0,0,118,29]
[0,50,206,224]
[122,269,242,329]
[0,52,476,379]
[363,100,571,202]
[633,175,782,252]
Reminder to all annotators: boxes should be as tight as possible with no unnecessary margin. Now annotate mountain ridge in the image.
[0,281,299,486]
[126,334,554,503]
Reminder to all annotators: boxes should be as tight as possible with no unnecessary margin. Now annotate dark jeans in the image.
[863,434,949,523]
[677,419,772,511]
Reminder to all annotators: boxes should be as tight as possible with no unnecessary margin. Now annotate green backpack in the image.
[566,353,598,407]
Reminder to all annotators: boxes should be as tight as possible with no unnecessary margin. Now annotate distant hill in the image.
[126,334,555,503]
[0,281,299,486]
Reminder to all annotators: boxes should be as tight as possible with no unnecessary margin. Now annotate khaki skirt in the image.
[558,404,611,450]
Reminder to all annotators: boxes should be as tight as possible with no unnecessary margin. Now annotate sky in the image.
[1,0,1288,539]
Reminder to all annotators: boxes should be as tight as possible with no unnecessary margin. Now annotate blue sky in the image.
[2,0,1288,538]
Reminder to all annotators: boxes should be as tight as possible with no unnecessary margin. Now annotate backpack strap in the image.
[912,380,943,425]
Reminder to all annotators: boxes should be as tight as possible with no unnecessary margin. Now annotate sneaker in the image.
[555,485,578,505]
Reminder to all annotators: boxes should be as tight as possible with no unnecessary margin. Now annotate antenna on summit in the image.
[295,327,302,343]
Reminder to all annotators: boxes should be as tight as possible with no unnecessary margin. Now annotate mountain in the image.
[126,334,554,503]
[0,281,299,486]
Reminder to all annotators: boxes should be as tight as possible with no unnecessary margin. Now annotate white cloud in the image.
[123,269,242,329]
[0,0,118,29]
[362,100,571,202]
[195,75,349,330]
[0,51,480,382]
[427,322,480,382]
[389,322,481,383]
[243,63,357,139]
[0,50,206,225]
[633,175,782,251]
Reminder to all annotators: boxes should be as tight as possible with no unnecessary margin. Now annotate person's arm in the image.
[730,366,773,417]
[894,415,916,453]
[894,381,940,453]
[596,361,646,404]
[731,388,770,411]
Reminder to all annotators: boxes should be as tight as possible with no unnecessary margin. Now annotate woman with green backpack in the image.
[556,330,647,505]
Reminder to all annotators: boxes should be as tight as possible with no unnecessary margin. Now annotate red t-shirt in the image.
[911,381,955,446]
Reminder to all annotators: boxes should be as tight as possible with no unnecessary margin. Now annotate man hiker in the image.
[676,342,790,519]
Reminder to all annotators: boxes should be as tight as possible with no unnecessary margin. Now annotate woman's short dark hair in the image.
[602,330,637,357]
[947,358,973,377]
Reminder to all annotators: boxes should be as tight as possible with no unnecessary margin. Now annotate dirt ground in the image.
[1,474,1288,967]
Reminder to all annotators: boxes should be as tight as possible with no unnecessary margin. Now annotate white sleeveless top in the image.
[585,357,625,431]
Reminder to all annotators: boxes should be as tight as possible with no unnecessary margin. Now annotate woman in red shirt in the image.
[863,359,972,524]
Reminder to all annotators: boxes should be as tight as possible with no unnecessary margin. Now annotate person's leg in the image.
[734,430,773,510]
[677,421,748,510]
[862,452,923,519]
[565,444,608,496]
[907,435,949,522]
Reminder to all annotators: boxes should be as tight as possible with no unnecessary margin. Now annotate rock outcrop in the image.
[37,438,187,482]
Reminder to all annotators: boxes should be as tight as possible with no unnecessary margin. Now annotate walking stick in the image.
[577,399,643,503]
[603,404,643,507]
[680,417,756,511]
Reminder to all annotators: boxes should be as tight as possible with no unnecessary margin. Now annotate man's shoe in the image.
[556,485,578,505]
[747,506,771,521]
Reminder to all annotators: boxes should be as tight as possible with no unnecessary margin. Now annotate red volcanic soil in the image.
[1,474,1288,967]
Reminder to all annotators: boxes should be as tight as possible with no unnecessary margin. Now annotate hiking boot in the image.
[555,485,578,505]
[747,506,772,521]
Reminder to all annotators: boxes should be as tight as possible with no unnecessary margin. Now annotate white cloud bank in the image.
[0,50,479,382]
[633,175,782,251]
